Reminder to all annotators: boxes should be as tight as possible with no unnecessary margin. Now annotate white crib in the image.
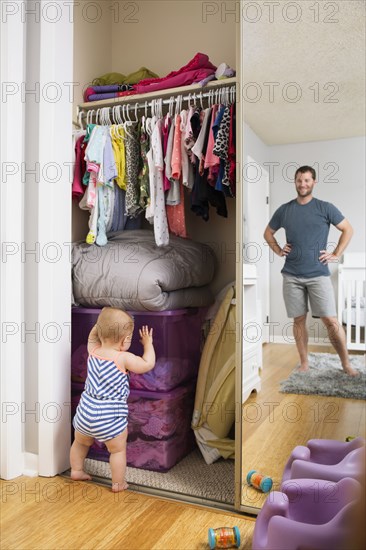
[337,252,366,351]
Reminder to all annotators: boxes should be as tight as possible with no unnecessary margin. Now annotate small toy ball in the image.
[208,526,240,549]
[345,436,356,442]
[246,470,273,493]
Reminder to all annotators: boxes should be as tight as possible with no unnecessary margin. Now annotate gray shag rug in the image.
[84,448,235,504]
[280,352,366,400]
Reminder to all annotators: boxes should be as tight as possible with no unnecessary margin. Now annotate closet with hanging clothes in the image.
[73,85,237,249]
[70,0,245,510]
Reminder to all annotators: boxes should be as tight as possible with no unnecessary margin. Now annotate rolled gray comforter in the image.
[72,230,216,311]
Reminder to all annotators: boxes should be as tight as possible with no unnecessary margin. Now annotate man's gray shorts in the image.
[282,274,337,318]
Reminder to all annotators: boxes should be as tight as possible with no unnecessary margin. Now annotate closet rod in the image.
[77,85,236,120]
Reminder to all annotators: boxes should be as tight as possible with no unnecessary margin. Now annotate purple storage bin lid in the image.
[72,306,202,317]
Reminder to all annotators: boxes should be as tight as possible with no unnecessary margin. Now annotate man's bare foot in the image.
[112,481,129,492]
[343,365,359,377]
[70,469,92,481]
[296,365,309,372]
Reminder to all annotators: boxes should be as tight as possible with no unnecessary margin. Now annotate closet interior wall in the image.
[72,0,238,294]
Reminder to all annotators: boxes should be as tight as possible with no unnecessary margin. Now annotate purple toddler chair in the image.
[282,437,365,484]
[252,477,362,550]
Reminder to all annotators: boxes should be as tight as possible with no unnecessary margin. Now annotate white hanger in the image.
[112,106,121,136]
[145,116,153,136]
[78,109,84,129]
[168,96,174,117]
[206,90,211,108]
[115,105,125,138]
[126,104,132,122]
[88,109,96,129]
[123,104,136,138]
[186,93,191,110]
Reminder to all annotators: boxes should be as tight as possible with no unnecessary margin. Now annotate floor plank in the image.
[0,476,255,550]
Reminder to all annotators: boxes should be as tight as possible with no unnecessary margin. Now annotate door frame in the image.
[0,1,74,479]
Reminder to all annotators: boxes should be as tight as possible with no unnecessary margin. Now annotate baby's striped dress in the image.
[73,352,129,442]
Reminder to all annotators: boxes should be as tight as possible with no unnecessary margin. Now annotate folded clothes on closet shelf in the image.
[83,54,235,102]
[84,67,160,102]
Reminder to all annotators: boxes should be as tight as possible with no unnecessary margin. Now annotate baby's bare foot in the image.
[296,365,309,373]
[112,481,129,493]
[71,469,92,481]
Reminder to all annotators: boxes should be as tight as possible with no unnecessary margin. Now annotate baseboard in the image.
[270,336,331,346]
[23,452,38,477]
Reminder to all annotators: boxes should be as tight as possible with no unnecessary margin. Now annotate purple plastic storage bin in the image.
[71,381,197,472]
[128,384,195,439]
[72,382,195,440]
[88,430,196,472]
[71,306,205,391]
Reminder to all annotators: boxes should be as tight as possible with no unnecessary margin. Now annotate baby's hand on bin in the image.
[139,326,153,346]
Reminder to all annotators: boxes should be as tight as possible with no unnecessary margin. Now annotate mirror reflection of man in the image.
[264,165,358,376]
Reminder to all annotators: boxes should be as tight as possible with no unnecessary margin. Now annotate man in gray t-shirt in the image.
[263,165,358,376]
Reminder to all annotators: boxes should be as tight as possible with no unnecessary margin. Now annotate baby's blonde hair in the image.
[96,307,134,344]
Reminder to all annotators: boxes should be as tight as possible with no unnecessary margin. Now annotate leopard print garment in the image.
[125,123,143,217]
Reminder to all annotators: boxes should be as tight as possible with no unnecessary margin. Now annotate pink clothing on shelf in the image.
[138,53,216,86]
[136,53,217,94]
[171,114,182,180]
[136,68,216,94]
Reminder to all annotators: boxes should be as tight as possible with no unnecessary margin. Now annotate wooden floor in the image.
[241,343,366,508]
[0,476,255,550]
[1,344,365,549]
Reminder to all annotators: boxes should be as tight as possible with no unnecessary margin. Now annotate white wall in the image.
[73,1,112,111]
[72,2,113,241]
[110,1,237,78]
[243,122,269,242]
[267,136,366,342]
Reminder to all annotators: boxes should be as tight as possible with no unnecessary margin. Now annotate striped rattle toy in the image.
[208,526,240,549]
[247,470,273,492]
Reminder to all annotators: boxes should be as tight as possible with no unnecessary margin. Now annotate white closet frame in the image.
[1,5,73,479]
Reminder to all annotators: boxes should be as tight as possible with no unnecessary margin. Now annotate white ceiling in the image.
[243,0,366,144]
